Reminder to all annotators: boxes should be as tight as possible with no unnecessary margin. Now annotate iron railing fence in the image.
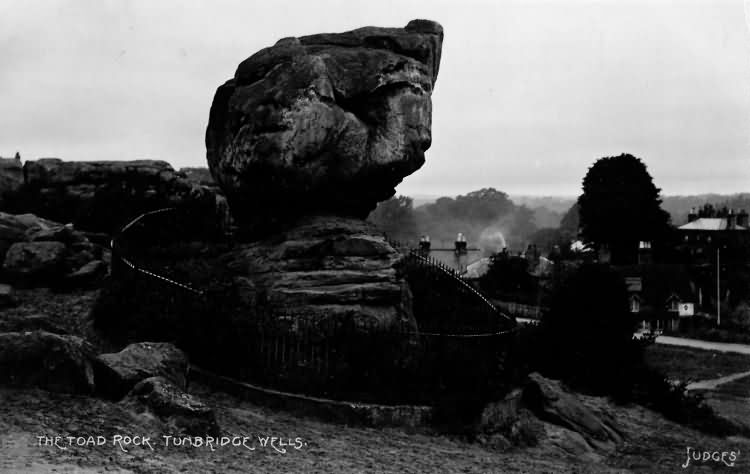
[108,209,519,404]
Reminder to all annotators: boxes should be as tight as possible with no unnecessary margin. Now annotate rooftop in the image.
[678,218,746,231]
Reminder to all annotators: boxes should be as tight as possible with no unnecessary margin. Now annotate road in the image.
[655,335,750,355]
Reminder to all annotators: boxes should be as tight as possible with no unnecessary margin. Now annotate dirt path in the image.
[687,370,750,391]
[656,336,750,355]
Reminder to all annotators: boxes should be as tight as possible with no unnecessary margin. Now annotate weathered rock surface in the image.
[65,259,106,287]
[0,212,108,287]
[1,159,230,234]
[0,313,67,334]
[0,331,96,393]
[123,376,219,435]
[206,19,443,230]
[0,212,58,266]
[96,342,188,399]
[220,215,415,331]
[523,372,623,449]
[3,241,68,281]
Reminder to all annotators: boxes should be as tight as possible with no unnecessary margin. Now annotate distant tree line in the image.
[368,188,540,251]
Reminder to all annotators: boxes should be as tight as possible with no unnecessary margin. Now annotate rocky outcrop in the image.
[523,373,623,450]
[220,215,415,331]
[0,331,96,393]
[1,159,230,235]
[206,19,443,231]
[123,376,219,435]
[0,213,108,287]
[0,212,58,265]
[95,342,189,399]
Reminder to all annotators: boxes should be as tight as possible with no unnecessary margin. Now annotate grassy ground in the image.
[644,343,750,383]
[645,342,750,439]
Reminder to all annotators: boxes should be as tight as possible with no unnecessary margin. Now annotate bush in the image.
[538,263,638,396]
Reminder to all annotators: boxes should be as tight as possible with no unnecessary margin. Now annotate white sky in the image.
[2,0,750,196]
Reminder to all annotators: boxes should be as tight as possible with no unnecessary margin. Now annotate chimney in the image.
[638,241,653,265]
[687,207,698,223]
[454,232,467,255]
[727,209,736,230]
[738,210,749,228]
[419,235,431,253]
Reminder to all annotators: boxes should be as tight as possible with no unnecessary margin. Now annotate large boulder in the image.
[0,331,96,393]
[206,19,443,231]
[0,212,108,287]
[95,342,189,399]
[3,241,68,281]
[123,376,219,435]
[0,212,59,266]
[2,159,230,235]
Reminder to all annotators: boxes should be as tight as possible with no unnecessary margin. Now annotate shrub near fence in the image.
[100,209,519,407]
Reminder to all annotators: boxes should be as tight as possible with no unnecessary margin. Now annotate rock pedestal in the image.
[221,215,416,331]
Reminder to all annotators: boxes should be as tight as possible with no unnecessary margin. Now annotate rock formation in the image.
[0,212,108,287]
[97,20,444,392]
[221,215,414,330]
[95,342,189,399]
[1,158,230,235]
[123,376,220,436]
[196,19,442,334]
[206,19,443,231]
[0,331,97,394]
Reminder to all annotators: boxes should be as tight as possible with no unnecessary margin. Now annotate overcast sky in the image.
[2,0,750,197]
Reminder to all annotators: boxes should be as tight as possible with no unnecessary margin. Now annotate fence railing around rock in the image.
[107,209,519,404]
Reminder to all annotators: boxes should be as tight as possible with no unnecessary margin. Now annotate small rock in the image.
[123,376,219,435]
[0,330,96,393]
[95,342,188,399]
[65,260,106,287]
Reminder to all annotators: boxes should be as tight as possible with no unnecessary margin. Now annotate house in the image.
[676,206,750,264]
[619,265,699,332]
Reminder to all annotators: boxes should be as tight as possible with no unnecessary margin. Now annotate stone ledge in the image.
[190,367,432,429]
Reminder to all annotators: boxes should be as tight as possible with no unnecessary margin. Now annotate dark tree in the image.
[541,263,638,394]
[578,154,670,264]
[559,202,580,239]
